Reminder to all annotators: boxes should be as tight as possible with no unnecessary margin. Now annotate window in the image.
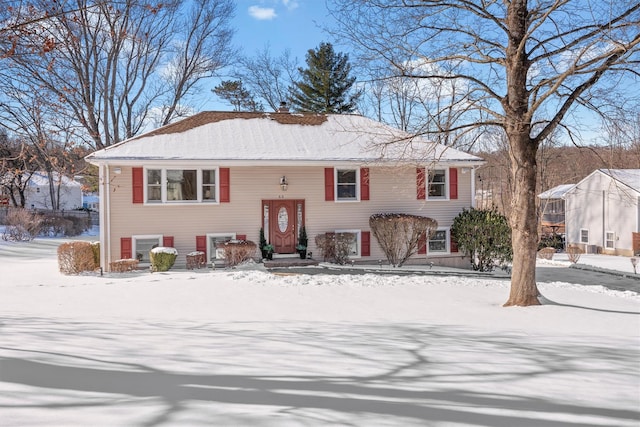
[207,233,236,262]
[202,169,216,201]
[167,169,197,201]
[133,235,162,263]
[428,169,446,198]
[145,168,218,203]
[335,229,361,257]
[580,229,589,244]
[336,169,358,201]
[605,231,615,249]
[147,169,162,202]
[428,229,448,253]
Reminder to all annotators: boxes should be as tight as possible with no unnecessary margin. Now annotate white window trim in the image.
[132,234,163,264]
[580,228,589,244]
[334,168,360,202]
[206,233,236,261]
[605,231,615,249]
[427,227,450,255]
[427,168,449,201]
[144,167,220,205]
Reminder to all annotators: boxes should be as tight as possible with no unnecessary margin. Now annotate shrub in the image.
[451,207,512,272]
[537,247,555,260]
[57,241,98,274]
[315,232,356,265]
[369,213,438,267]
[91,241,100,266]
[221,240,258,267]
[2,208,43,241]
[566,246,584,264]
[41,213,89,237]
[150,247,178,272]
[538,234,564,251]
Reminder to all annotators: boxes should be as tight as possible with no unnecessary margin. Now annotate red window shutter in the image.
[219,168,230,203]
[324,168,334,201]
[196,235,207,258]
[450,233,459,253]
[237,234,246,241]
[163,236,174,247]
[360,168,370,201]
[449,167,458,200]
[416,168,426,200]
[132,167,143,204]
[418,232,427,254]
[361,231,371,256]
[121,237,132,259]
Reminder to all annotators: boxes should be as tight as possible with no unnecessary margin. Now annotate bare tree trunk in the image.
[505,133,541,306]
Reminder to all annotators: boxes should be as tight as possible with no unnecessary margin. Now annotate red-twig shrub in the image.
[369,213,438,267]
[57,241,98,274]
[221,240,258,267]
[537,247,555,260]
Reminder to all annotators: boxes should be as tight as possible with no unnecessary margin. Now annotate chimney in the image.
[276,101,289,113]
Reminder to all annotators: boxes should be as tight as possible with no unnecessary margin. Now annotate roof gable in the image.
[87,112,484,165]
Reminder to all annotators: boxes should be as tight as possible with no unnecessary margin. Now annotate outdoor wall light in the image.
[280,176,288,191]
[113,167,122,174]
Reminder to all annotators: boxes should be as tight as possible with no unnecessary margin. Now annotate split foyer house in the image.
[86,111,485,271]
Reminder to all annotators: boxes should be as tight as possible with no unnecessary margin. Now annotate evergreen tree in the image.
[213,80,263,112]
[290,42,360,113]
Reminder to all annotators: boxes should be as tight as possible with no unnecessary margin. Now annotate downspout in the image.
[99,164,111,271]
[602,190,605,253]
[471,167,477,208]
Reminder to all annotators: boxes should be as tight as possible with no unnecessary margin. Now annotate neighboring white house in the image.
[24,172,83,210]
[563,169,640,256]
[538,183,575,234]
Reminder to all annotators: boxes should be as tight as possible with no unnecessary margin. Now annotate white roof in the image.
[28,172,82,188]
[599,169,640,193]
[538,184,575,199]
[86,112,483,166]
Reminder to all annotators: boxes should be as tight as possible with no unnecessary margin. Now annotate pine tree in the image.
[213,80,263,112]
[290,42,360,113]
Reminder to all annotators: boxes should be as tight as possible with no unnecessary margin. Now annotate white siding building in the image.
[564,169,640,256]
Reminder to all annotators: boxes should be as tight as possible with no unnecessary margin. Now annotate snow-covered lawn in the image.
[1,237,639,426]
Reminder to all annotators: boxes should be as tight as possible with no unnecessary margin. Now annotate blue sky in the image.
[202,1,333,110]
[233,0,331,59]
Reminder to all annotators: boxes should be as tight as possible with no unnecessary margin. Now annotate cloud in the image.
[248,5,277,20]
[282,0,299,11]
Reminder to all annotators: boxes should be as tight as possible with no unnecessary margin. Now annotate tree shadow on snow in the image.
[0,318,638,426]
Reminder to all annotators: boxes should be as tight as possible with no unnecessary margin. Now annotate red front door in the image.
[270,200,296,253]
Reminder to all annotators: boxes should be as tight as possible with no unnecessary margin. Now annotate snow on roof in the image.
[86,112,483,165]
[538,184,575,199]
[599,169,640,193]
[28,172,82,187]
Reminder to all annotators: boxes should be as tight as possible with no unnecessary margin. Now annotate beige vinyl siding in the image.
[106,165,474,267]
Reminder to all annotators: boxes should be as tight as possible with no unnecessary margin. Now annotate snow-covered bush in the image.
[315,232,355,265]
[57,241,98,274]
[2,207,43,241]
[369,213,438,267]
[221,240,258,267]
[150,247,178,272]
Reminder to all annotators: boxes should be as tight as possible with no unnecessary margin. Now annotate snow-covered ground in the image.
[0,236,639,426]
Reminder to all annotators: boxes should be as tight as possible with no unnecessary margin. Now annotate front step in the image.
[263,257,319,268]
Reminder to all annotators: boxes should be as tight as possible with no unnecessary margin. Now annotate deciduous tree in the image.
[330,0,640,305]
